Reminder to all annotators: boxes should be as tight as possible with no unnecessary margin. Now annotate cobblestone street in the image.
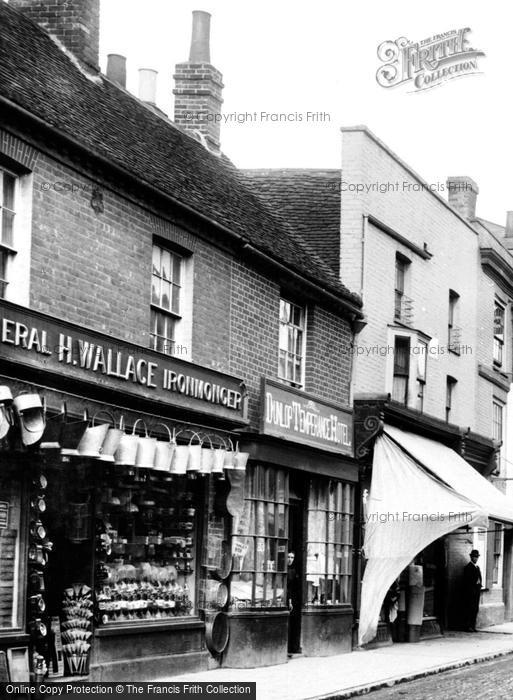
[367,655,513,699]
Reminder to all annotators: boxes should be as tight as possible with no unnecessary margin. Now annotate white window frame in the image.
[391,335,410,405]
[492,398,505,474]
[150,242,192,360]
[493,299,506,367]
[386,328,430,410]
[0,164,32,306]
[0,166,18,300]
[278,298,306,390]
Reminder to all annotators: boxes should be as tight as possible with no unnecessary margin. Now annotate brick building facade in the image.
[0,0,362,682]
[244,127,513,644]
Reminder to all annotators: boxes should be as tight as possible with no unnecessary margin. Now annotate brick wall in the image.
[10,0,100,68]
[304,305,352,406]
[10,133,354,432]
[29,154,152,342]
[173,63,224,152]
[228,260,280,427]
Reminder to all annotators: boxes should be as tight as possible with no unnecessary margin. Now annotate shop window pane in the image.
[94,474,200,624]
[230,465,289,608]
[0,477,23,630]
[267,503,275,537]
[306,479,354,607]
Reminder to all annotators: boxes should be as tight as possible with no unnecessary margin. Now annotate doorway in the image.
[288,489,303,654]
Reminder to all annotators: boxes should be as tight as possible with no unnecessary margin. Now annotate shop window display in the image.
[0,465,24,631]
[94,467,200,624]
[230,465,289,608]
[306,479,354,606]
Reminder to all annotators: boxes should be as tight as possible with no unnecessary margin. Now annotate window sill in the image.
[304,603,352,610]
[94,617,204,637]
[478,364,511,392]
[275,377,304,391]
[0,630,30,643]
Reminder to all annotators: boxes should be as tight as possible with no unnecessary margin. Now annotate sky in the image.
[99,0,513,225]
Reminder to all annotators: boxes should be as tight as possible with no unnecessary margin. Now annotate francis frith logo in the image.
[376,28,485,92]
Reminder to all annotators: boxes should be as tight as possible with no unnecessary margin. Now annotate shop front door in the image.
[288,497,303,654]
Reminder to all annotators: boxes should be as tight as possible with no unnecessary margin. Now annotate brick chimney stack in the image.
[503,211,513,251]
[446,176,479,220]
[10,0,100,70]
[173,11,224,152]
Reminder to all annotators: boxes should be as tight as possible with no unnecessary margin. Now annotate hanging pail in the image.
[170,430,188,475]
[186,433,202,474]
[40,401,65,450]
[77,411,113,458]
[114,418,144,466]
[0,386,14,440]
[99,416,125,462]
[199,435,214,475]
[223,438,235,471]
[234,443,250,472]
[135,422,157,469]
[204,580,229,609]
[60,406,89,457]
[211,438,227,475]
[153,424,176,472]
[13,393,45,446]
[205,611,230,655]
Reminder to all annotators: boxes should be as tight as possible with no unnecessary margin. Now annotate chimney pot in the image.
[446,176,479,220]
[189,10,211,63]
[173,11,224,153]
[106,54,127,88]
[138,69,158,104]
[505,211,513,238]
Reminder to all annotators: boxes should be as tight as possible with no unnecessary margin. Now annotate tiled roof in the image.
[473,216,513,264]
[241,169,342,274]
[0,2,361,311]
[474,217,506,239]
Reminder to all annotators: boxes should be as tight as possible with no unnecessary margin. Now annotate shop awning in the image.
[358,430,486,646]
[384,425,513,524]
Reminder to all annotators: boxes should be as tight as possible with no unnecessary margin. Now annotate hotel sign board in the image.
[261,378,353,456]
[0,299,247,423]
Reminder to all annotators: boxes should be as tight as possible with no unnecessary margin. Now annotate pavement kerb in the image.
[310,646,513,700]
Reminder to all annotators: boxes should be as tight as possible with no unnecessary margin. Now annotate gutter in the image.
[0,95,362,319]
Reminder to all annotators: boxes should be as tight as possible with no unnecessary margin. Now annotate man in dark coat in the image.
[463,550,482,632]
[287,552,301,653]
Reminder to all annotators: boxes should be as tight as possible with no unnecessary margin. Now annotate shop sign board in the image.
[261,378,353,456]
[0,300,247,423]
